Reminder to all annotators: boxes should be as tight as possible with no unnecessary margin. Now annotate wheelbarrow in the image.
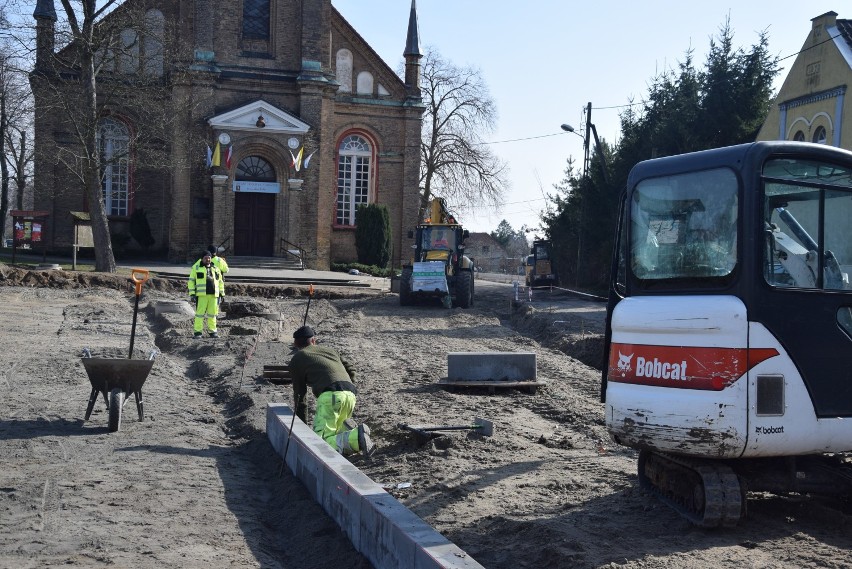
[82,355,155,432]
[81,268,155,432]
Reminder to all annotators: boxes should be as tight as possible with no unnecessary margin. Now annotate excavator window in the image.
[631,167,738,285]
[762,158,852,291]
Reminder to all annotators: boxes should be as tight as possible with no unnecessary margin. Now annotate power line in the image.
[479,132,564,145]
[778,32,841,62]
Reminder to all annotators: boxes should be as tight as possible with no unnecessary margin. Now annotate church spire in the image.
[404,0,422,58]
[33,0,57,21]
[33,0,57,69]
[404,0,422,98]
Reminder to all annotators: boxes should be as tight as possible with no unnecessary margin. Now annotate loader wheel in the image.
[456,270,473,308]
[108,388,125,433]
[399,267,413,306]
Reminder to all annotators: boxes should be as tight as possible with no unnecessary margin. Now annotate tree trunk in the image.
[0,87,9,241]
[81,45,116,273]
[14,131,26,210]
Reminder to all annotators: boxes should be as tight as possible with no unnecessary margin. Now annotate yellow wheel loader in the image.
[399,198,475,308]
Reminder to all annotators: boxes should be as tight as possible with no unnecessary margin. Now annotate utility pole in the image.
[577,102,592,288]
[583,102,591,180]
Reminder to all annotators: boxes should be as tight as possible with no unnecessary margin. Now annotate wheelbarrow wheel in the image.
[108,388,125,433]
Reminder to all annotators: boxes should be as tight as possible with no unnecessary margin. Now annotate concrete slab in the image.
[266,403,484,569]
[153,300,194,316]
[447,351,536,381]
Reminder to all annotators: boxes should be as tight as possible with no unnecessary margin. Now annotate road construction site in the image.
[1,262,851,568]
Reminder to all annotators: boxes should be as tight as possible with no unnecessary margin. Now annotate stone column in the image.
[211,174,231,249]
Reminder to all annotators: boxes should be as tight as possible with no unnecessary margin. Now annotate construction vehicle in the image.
[602,141,852,527]
[525,238,558,288]
[399,198,475,308]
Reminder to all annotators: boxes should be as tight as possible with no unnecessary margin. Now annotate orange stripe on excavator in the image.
[608,344,779,390]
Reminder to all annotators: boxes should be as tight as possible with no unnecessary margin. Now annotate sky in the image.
[332,1,842,235]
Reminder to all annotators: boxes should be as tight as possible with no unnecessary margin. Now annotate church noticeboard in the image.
[11,210,49,249]
[70,211,94,248]
[233,181,281,194]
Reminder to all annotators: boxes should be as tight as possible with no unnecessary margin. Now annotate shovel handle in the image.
[131,268,150,296]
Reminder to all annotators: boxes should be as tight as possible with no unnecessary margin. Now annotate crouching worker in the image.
[288,326,375,457]
[187,251,223,338]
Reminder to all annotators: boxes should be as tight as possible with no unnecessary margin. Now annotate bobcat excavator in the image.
[399,198,475,308]
[602,141,852,527]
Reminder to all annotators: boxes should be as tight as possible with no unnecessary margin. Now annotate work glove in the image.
[189,295,196,306]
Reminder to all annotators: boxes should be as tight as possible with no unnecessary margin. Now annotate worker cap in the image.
[202,251,212,259]
[293,325,316,339]
[207,244,217,256]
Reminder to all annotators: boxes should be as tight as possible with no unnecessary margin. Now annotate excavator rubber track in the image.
[638,450,745,528]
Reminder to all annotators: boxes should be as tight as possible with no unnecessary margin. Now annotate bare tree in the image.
[419,47,508,221]
[0,52,9,241]
[0,49,34,239]
[17,0,201,272]
[6,104,34,211]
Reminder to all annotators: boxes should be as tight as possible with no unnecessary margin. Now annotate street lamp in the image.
[561,123,589,180]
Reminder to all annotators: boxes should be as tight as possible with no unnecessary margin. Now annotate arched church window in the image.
[336,134,374,226]
[143,10,165,76]
[812,126,827,144]
[793,130,805,142]
[243,0,270,40]
[336,49,353,93]
[98,118,131,216]
[237,156,275,181]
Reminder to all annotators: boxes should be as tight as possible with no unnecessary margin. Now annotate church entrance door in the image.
[233,155,278,257]
[234,192,275,256]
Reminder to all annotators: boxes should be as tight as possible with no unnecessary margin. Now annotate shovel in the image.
[128,268,150,359]
[398,417,494,446]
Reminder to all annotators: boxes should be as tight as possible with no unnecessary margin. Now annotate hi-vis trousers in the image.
[193,295,219,333]
[313,390,361,454]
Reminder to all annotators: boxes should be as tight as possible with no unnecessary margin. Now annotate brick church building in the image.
[31,0,424,268]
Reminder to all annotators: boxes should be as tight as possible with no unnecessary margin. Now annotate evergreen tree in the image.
[542,19,779,292]
[490,219,517,248]
[354,204,392,268]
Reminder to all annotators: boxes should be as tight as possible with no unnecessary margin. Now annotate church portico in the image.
[209,101,311,260]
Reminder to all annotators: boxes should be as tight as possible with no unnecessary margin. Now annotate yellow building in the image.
[757,12,852,148]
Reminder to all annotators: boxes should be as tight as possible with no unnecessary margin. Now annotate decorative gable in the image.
[208,100,311,135]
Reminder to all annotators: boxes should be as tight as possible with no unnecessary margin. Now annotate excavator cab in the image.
[603,141,852,527]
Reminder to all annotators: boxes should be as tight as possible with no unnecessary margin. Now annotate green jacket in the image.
[289,345,356,420]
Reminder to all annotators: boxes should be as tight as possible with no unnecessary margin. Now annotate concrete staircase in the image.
[148,254,374,288]
[225,255,303,271]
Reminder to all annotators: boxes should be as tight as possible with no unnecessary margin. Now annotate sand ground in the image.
[1,264,851,569]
